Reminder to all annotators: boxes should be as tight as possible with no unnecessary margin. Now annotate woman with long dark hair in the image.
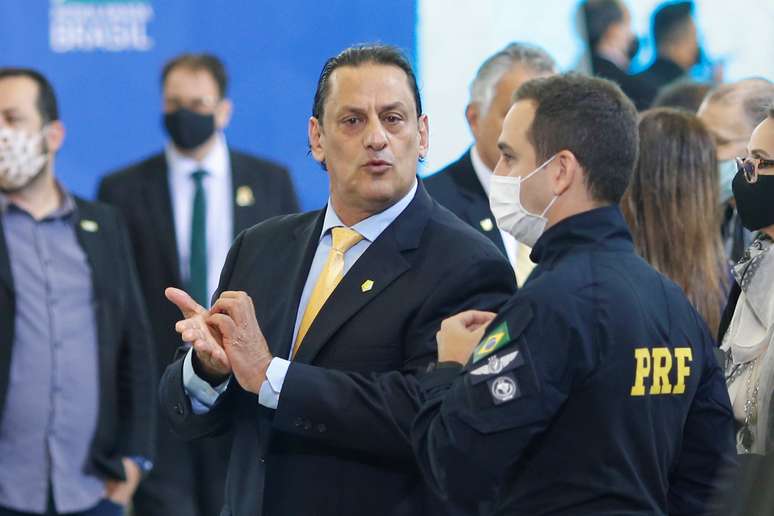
[623,107,727,335]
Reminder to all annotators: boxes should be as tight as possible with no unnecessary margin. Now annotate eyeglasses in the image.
[735,156,774,184]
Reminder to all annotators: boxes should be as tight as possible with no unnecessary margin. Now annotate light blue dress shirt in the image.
[183,180,418,413]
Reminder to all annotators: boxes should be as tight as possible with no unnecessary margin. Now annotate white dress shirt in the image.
[166,133,234,307]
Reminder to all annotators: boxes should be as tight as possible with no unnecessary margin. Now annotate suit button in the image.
[293,417,304,428]
[303,420,312,431]
[316,424,327,433]
[174,404,184,415]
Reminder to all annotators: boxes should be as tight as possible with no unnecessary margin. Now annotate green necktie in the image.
[189,169,208,307]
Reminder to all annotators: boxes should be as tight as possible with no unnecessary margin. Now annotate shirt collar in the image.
[0,181,77,220]
[165,132,230,180]
[321,178,418,243]
[469,145,492,194]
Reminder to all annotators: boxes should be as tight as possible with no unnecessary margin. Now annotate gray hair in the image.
[470,42,556,113]
[704,77,774,130]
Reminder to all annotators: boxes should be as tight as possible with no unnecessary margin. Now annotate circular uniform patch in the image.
[490,375,517,403]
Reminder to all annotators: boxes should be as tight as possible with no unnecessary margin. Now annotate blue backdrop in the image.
[0,0,417,211]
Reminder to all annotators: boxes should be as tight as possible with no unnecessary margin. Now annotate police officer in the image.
[411,74,737,515]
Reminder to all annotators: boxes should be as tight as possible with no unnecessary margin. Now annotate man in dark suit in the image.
[424,43,554,287]
[635,1,699,109]
[159,44,516,516]
[0,68,155,515]
[98,54,298,516]
[579,0,652,110]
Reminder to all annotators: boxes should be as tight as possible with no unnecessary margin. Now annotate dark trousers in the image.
[0,499,123,516]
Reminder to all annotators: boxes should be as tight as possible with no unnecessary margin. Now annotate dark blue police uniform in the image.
[412,206,737,515]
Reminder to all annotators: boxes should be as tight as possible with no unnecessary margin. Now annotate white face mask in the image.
[0,126,48,191]
[488,154,558,247]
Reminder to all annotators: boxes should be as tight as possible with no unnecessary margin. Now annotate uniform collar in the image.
[530,205,634,265]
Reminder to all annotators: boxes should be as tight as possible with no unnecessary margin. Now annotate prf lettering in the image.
[630,347,692,396]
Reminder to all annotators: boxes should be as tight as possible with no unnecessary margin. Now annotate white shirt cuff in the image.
[182,347,230,415]
[258,357,290,409]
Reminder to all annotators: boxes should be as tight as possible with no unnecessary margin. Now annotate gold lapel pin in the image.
[480,218,494,232]
[361,280,374,293]
[80,219,99,232]
[236,185,255,207]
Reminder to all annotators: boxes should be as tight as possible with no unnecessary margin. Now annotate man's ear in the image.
[308,116,325,164]
[417,114,430,160]
[44,120,65,154]
[465,103,480,137]
[551,150,579,197]
[215,98,233,130]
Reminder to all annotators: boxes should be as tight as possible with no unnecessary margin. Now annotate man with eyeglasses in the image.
[98,53,299,516]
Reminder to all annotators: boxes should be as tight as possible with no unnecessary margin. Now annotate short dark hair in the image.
[652,80,711,113]
[581,0,625,50]
[312,44,422,124]
[0,67,59,124]
[161,53,228,98]
[652,1,694,50]
[513,73,639,204]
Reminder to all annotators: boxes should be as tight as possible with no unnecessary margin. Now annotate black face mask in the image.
[163,108,215,150]
[626,37,640,61]
[732,170,774,231]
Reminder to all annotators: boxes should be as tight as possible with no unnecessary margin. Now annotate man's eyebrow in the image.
[497,142,514,153]
[750,148,771,158]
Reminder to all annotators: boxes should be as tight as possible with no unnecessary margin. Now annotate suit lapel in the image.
[292,185,431,364]
[73,199,110,303]
[143,157,182,286]
[0,218,15,413]
[230,151,261,236]
[0,219,13,297]
[72,199,112,377]
[452,153,506,255]
[267,211,326,361]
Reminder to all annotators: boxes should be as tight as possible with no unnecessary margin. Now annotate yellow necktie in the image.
[293,227,364,357]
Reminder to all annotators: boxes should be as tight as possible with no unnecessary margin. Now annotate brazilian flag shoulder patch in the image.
[471,322,511,363]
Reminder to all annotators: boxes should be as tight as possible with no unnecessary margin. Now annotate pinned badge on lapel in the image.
[80,219,99,232]
[361,280,374,293]
[236,185,255,207]
[480,218,494,232]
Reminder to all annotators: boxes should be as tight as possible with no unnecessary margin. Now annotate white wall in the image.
[417,0,774,175]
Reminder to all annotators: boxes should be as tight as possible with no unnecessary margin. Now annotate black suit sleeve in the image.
[157,230,246,441]
[270,253,516,460]
[114,210,157,461]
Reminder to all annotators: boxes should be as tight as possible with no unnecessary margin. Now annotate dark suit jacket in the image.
[591,53,652,111]
[98,149,299,372]
[0,197,156,481]
[635,56,688,110]
[159,183,516,516]
[424,151,507,257]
